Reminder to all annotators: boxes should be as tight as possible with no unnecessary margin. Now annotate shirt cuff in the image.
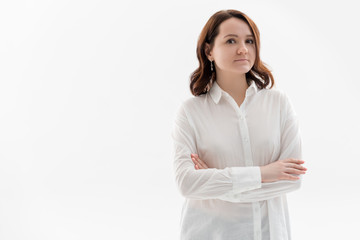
[230,166,262,193]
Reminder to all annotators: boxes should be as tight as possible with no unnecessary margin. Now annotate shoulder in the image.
[180,94,208,112]
[255,87,296,117]
[173,95,204,118]
[255,87,289,106]
[259,87,286,98]
[261,87,297,118]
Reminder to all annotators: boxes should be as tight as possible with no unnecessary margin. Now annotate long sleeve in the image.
[218,93,303,203]
[172,103,262,200]
[176,82,301,239]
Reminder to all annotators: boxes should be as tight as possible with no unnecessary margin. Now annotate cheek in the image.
[212,49,225,64]
[249,47,256,62]
[249,45,256,54]
[214,47,232,62]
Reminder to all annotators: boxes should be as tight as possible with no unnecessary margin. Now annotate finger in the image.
[286,163,307,171]
[194,156,208,169]
[285,158,305,164]
[282,173,300,181]
[192,157,200,168]
[285,168,306,175]
[192,157,204,169]
[191,154,203,166]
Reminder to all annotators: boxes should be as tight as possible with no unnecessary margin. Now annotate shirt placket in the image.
[226,92,262,240]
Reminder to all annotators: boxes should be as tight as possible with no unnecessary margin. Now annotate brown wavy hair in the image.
[190,9,275,96]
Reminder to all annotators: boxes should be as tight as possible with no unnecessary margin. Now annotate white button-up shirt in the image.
[172,80,303,240]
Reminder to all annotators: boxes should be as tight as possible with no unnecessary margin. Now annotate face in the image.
[206,17,256,75]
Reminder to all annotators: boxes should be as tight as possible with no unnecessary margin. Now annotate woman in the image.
[172,9,307,240]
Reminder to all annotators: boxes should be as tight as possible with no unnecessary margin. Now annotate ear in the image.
[205,43,213,61]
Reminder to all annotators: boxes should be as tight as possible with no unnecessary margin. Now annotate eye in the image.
[246,39,254,44]
[226,39,236,44]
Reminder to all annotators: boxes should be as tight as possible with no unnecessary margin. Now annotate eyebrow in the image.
[223,34,254,38]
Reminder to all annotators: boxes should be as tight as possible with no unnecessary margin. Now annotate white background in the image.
[0,0,359,239]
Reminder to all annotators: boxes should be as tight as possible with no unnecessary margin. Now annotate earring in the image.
[210,61,214,71]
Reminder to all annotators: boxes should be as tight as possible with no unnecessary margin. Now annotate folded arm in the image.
[191,93,306,203]
[172,104,262,200]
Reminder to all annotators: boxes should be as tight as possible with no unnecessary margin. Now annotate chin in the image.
[231,68,251,74]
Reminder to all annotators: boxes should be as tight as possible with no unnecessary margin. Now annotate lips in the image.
[234,59,248,62]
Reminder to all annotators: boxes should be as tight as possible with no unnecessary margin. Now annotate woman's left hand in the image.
[191,153,209,170]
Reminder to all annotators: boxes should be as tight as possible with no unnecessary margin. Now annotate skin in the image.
[192,17,307,183]
[205,17,256,107]
[192,153,307,183]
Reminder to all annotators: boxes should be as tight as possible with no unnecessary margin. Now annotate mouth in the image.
[234,59,248,62]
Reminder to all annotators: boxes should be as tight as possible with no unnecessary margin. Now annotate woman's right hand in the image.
[260,158,307,183]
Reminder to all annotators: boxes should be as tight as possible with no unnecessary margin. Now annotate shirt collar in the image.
[209,80,258,104]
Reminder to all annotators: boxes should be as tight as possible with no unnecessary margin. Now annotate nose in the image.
[237,43,248,55]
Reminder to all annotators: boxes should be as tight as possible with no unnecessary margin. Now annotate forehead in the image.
[218,17,252,36]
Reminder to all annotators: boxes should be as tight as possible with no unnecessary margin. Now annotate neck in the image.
[215,72,249,97]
